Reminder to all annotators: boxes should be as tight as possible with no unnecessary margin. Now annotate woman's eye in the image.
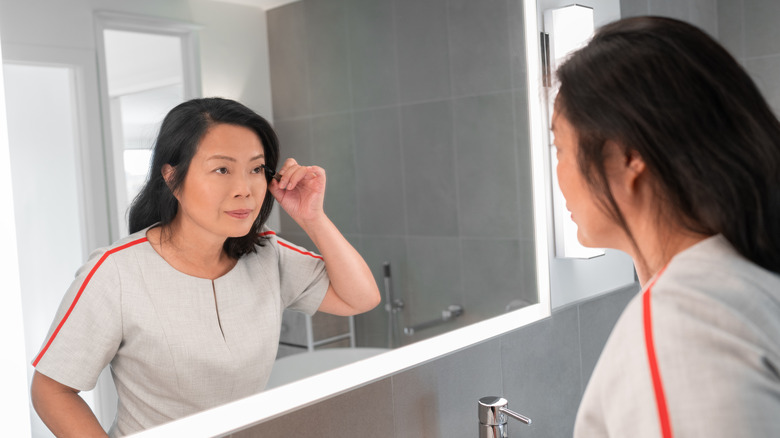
[215,167,228,175]
[252,166,264,174]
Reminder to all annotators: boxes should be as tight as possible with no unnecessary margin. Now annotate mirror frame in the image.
[134,0,551,435]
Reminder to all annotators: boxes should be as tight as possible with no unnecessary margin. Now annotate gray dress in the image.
[575,235,780,437]
[33,227,329,437]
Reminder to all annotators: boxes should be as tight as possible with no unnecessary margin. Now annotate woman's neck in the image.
[631,226,710,286]
[147,219,236,280]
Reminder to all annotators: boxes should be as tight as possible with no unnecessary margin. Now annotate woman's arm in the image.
[269,159,381,316]
[31,371,108,438]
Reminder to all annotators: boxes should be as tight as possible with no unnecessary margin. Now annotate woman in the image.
[30,97,381,437]
[553,17,780,437]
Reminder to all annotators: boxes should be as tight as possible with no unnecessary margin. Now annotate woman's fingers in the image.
[276,159,324,191]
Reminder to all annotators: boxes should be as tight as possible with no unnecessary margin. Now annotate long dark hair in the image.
[556,16,780,274]
[128,97,280,258]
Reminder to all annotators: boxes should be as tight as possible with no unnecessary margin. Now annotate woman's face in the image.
[169,123,268,242]
[551,110,620,249]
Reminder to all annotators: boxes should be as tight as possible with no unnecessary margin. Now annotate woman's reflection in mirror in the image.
[29,97,381,437]
[552,16,780,437]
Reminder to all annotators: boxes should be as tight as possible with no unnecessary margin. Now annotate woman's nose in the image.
[233,174,252,198]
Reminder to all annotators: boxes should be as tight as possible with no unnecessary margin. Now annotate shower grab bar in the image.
[403,304,464,336]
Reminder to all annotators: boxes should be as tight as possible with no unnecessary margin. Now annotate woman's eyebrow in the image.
[207,155,236,162]
[206,154,265,162]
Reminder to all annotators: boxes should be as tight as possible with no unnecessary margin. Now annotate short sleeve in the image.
[32,248,123,392]
[272,235,329,315]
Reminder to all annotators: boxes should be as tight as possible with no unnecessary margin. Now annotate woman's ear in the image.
[604,141,646,194]
[624,148,646,192]
[162,164,175,190]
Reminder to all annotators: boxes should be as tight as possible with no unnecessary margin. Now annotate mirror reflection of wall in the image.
[266,0,539,349]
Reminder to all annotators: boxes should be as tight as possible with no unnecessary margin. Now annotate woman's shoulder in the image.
[650,235,780,358]
[248,227,322,260]
[76,228,152,277]
[655,235,780,310]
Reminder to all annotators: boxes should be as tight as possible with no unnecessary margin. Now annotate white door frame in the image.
[0,37,33,438]
[3,43,114,433]
[94,11,202,241]
[3,44,112,253]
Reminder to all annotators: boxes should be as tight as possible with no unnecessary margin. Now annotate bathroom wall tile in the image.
[395,0,451,103]
[620,0,650,17]
[310,113,359,233]
[745,54,780,116]
[649,0,690,21]
[400,100,459,237]
[233,378,395,437]
[353,236,409,348]
[391,339,503,437]
[744,0,780,58]
[577,283,640,391]
[403,237,463,340]
[304,0,352,115]
[346,0,399,109]
[353,107,406,235]
[453,92,520,239]
[274,118,312,236]
[267,2,310,121]
[508,0,528,91]
[448,0,513,96]
[460,238,536,325]
[274,118,313,166]
[500,306,582,438]
[689,0,719,38]
[514,89,536,242]
[518,239,540,307]
[717,0,744,59]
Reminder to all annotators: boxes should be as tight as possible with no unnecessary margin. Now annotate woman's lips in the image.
[226,209,253,219]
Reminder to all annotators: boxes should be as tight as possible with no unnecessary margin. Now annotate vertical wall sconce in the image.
[543,4,604,259]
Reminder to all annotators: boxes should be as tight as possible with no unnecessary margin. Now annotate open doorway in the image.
[96,13,201,239]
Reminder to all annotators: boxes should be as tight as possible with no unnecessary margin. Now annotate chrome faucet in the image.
[478,396,531,438]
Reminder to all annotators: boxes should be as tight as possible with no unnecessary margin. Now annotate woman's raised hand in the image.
[268,158,327,226]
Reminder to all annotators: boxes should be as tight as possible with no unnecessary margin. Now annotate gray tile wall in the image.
[267,0,538,347]
[230,284,640,437]
[622,0,780,115]
[716,0,780,116]
[620,0,718,36]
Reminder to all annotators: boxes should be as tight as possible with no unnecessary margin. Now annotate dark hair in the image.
[128,97,279,258]
[555,16,780,274]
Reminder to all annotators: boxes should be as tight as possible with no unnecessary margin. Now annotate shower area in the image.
[266,0,538,351]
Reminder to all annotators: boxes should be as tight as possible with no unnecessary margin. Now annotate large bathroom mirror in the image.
[0,0,566,435]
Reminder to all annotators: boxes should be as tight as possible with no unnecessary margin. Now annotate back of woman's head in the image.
[556,16,780,274]
[128,97,280,258]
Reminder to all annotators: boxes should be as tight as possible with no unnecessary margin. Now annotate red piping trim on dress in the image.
[643,265,673,438]
[260,229,323,260]
[32,237,149,367]
[278,240,323,260]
